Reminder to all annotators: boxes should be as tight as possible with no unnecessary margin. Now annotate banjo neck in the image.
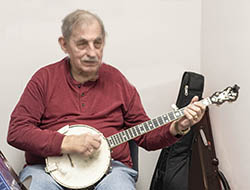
[107,84,240,149]
[106,97,212,149]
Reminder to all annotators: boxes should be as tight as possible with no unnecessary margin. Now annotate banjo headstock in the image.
[209,84,240,105]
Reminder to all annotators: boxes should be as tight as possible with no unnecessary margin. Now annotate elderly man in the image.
[7,9,205,190]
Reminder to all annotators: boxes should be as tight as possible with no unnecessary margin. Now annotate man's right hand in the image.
[60,133,101,157]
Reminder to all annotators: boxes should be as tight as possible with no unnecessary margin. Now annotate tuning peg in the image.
[232,84,240,93]
[171,104,179,111]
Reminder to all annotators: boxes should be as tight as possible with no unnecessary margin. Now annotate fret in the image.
[107,138,110,146]
[143,122,149,131]
[128,128,134,139]
[135,125,141,136]
[152,118,159,128]
[107,138,113,147]
[139,124,145,133]
[157,116,164,125]
[147,120,154,130]
[110,139,114,146]
[131,127,137,137]
[118,133,124,143]
[201,97,212,106]
[113,135,119,145]
[121,131,128,141]
[168,111,175,121]
[114,134,119,144]
[125,130,131,140]
[111,136,116,144]
[111,136,118,146]
[116,134,122,144]
[174,110,182,119]
[162,114,170,123]
[180,109,184,115]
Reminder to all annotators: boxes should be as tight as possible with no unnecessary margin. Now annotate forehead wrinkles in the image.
[71,19,103,40]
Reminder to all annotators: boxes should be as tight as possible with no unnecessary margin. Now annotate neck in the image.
[72,71,99,84]
[69,65,99,84]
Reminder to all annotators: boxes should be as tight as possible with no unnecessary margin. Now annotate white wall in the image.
[0,0,201,189]
[201,0,250,189]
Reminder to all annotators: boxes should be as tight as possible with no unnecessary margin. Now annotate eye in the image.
[76,40,88,50]
[94,39,103,49]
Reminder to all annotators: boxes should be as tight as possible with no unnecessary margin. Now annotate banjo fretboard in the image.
[107,97,212,149]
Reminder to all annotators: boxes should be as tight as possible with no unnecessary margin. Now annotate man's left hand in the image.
[170,96,206,136]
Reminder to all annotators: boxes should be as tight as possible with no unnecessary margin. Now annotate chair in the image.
[0,151,28,190]
[129,140,139,181]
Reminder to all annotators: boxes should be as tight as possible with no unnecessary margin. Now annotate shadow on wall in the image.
[136,79,181,190]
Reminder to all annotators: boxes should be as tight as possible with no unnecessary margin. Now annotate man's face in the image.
[60,20,104,80]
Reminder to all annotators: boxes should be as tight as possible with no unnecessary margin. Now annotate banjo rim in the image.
[45,124,111,189]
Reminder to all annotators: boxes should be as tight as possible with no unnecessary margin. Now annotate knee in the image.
[25,174,60,190]
[96,183,136,190]
[95,173,136,190]
[19,165,62,190]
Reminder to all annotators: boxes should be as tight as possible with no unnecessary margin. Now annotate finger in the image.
[193,102,206,119]
[191,96,199,104]
[184,107,198,120]
[89,134,101,148]
[90,140,101,149]
[92,134,102,143]
[88,147,93,152]
[187,97,202,115]
[182,110,198,127]
[179,118,192,127]
[194,101,206,112]
[87,146,96,154]
[84,149,93,157]
[187,103,203,117]
[84,133,101,143]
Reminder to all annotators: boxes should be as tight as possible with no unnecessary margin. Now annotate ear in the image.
[58,36,68,54]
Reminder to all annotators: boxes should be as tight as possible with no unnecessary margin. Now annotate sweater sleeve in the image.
[7,71,64,158]
[123,88,179,151]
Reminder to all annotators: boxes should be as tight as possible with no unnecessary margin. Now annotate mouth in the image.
[81,57,99,64]
[81,59,99,66]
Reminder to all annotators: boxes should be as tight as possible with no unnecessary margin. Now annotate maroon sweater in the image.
[7,57,178,168]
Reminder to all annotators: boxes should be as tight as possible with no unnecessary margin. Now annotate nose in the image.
[86,43,97,57]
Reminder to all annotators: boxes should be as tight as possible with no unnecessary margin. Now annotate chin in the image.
[82,65,100,74]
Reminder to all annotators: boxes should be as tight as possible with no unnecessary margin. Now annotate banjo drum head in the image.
[45,124,111,189]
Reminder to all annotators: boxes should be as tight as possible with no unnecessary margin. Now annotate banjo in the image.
[45,85,239,189]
